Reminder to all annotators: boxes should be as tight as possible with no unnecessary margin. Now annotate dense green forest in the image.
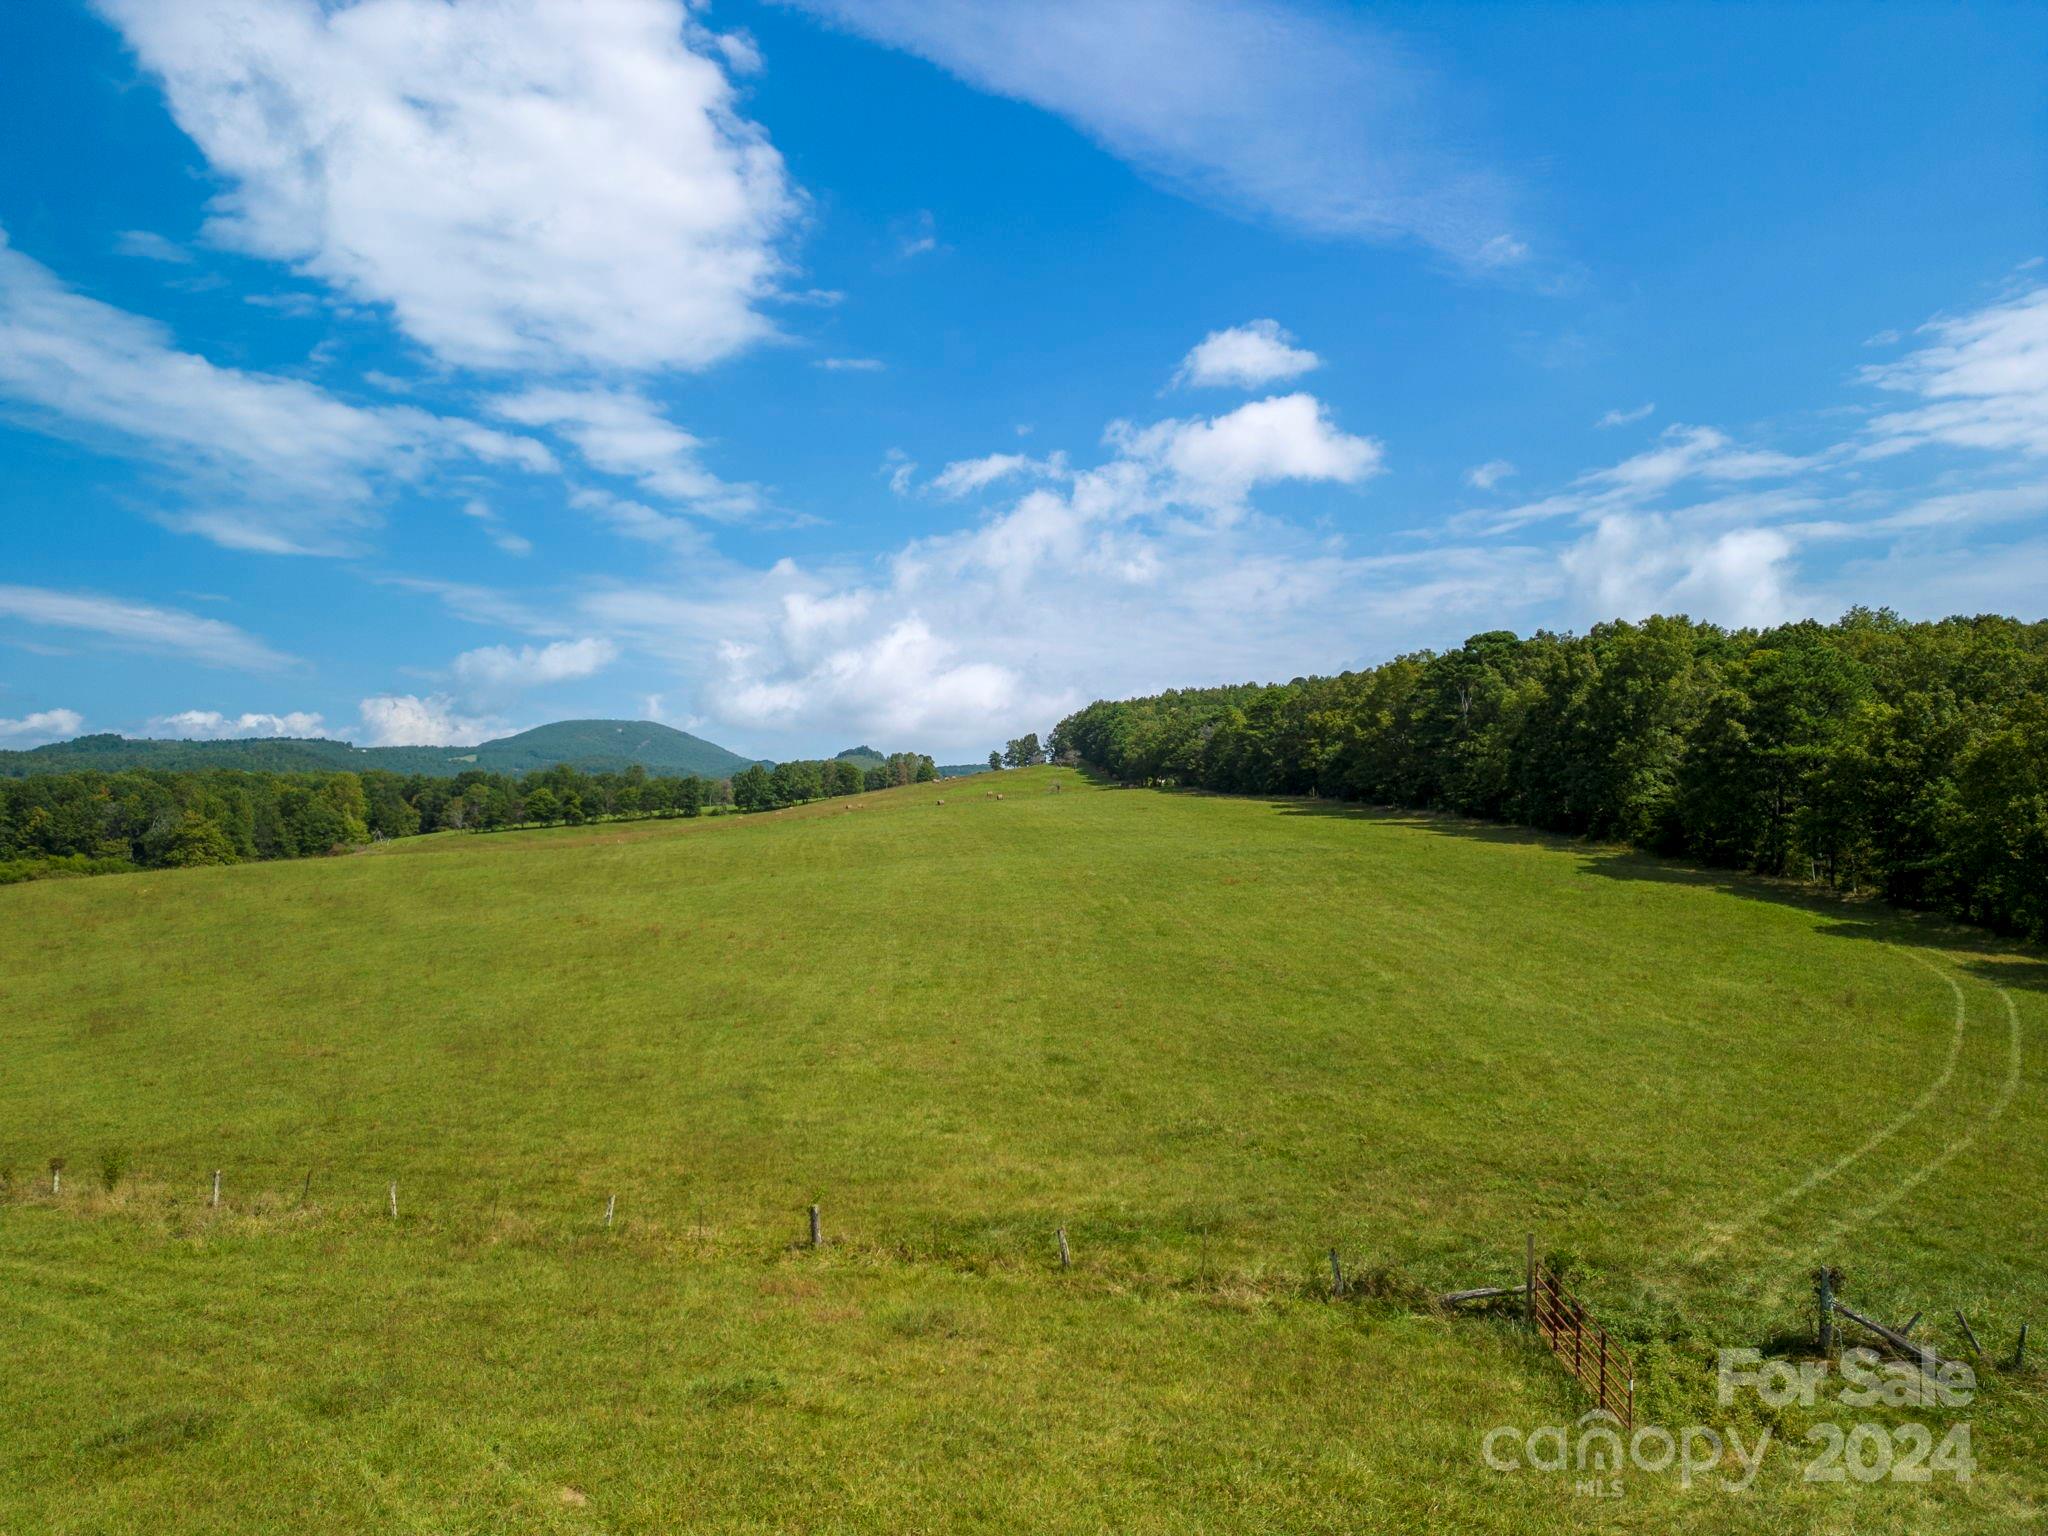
[0,752,938,884]
[1051,609,2048,941]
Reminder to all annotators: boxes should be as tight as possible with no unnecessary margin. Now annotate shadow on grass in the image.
[1265,795,2048,994]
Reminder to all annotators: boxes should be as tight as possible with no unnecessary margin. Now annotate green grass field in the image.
[3,768,2042,1533]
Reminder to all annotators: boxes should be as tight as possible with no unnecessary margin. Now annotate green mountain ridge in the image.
[0,719,759,780]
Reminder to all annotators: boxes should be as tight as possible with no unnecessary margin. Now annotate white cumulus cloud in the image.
[0,708,85,745]
[452,637,618,691]
[98,0,799,373]
[578,386,1403,754]
[355,694,502,747]
[1561,516,1799,631]
[1172,319,1321,389]
[149,709,328,739]
[1114,392,1384,515]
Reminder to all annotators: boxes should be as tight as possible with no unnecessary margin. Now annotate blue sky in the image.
[1,0,2044,760]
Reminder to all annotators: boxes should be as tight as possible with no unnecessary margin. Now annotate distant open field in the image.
[2,767,2041,1533]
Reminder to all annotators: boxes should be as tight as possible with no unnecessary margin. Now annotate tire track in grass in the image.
[0,1252,615,1536]
[1689,950,1967,1264]
[1807,981,2023,1254]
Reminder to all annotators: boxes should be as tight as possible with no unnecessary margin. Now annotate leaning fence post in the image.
[1328,1248,1345,1298]
[1056,1226,1070,1270]
[1815,1267,1838,1356]
[605,1194,616,1228]
[2015,1323,2030,1370]
[1955,1310,1984,1358]
[808,1204,822,1249]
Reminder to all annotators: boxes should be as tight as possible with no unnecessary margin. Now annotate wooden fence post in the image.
[2015,1323,2029,1370]
[1056,1226,1071,1270]
[1955,1310,1984,1358]
[1815,1267,1837,1356]
[1328,1248,1345,1299]
[1525,1233,1536,1332]
[388,1181,398,1220]
[211,1170,222,1208]
[809,1204,822,1248]
[605,1194,616,1228]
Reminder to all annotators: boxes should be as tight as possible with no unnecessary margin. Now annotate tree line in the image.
[1050,610,2048,942]
[0,752,937,884]
[730,752,937,811]
[989,733,1049,771]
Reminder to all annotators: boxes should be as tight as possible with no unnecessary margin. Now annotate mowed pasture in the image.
[2,767,2042,1533]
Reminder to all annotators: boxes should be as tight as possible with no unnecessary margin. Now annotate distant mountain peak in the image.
[2,717,757,781]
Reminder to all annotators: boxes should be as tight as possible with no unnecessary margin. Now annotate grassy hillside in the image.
[1,769,2041,1532]
[0,718,757,780]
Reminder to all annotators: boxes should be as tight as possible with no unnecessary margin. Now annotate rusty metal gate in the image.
[1530,1260,1635,1428]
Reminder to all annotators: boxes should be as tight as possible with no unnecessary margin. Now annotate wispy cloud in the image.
[113,229,191,264]
[1464,459,1515,491]
[567,489,712,556]
[881,448,918,496]
[1462,425,1815,536]
[896,209,939,259]
[0,585,296,671]
[929,451,1069,499]
[0,228,553,555]
[814,356,886,372]
[1860,282,2048,458]
[459,498,532,557]
[494,387,756,517]
[375,575,569,636]
[788,0,1523,267]
[1595,402,1656,429]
